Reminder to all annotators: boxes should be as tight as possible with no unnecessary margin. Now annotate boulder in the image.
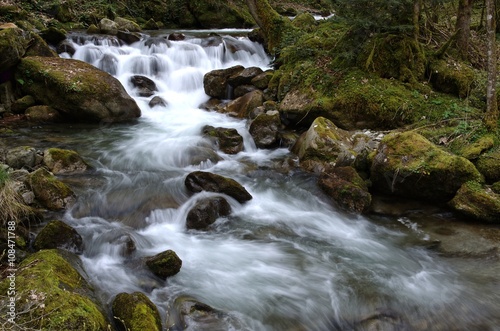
[43,148,91,174]
[117,30,141,45]
[0,249,109,330]
[145,250,182,279]
[40,27,67,46]
[475,149,500,183]
[370,131,483,202]
[149,96,167,108]
[130,75,158,97]
[203,65,244,99]
[168,33,185,41]
[5,146,37,169]
[28,167,75,210]
[33,220,84,253]
[318,166,372,213]
[115,17,142,32]
[87,24,100,34]
[11,95,36,114]
[428,59,476,98]
[25,32,58,57]
[218,90,265,118]
[449,181,500,223]
[112,292,162,331]
[186,197,231,230]
[291,117,356,173]
[227,66,264,88]
[459,136,495,160]
[249,110,281,149]
[16,56,141,123]
[0,27,28,73]
[185,171,252,203]
[234,84,258,98]
[251,71,274,90]
[25,105,61,122]
[202,126,244,154]
[167,296,232,331]
[99,18,118,35]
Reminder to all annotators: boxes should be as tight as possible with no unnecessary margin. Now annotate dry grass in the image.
[0,180,33,226]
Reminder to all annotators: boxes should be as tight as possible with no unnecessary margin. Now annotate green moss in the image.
[449,181,500,223]
[428,59,476,99]
[0,249,109,330]
[112,292,162,331]
[28,167,75,210]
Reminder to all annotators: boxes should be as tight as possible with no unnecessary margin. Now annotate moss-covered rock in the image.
[459,136,495,160]
[204,65,244,99]
[291,12,317,33]
[428,59,476,98]
[202,126,244,154]
[25,32,58,57]
[11,95,36,114]
[40,26,67,46]
[28,167,75,210]
[0,26,28,73]
[318,166,372,213]
[249,110,281,148]
[449,181,500,223]
[145,250,182,279]
[0,249,109,330]
[99,18,118,34]
[219,90,265,118]
[185,171,252,203]
[26,105,62,122]
[33,220,84,253]
[291,117,356,173]
[43,148,91,174]
[370,131,483,202]
[115,16,141,32]
[186,196,231,230]
[475,149,500,183]
[112,292,162,331]
[16,56,141,123]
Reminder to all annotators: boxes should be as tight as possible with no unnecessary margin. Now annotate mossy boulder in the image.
[475,149,500,183]
[291,117,356,173]
[291,12,317,33]
[204,65,244,99]
[145,250,182,279]
[34,220,84,253]
[99,18,118,35]
[26,105,62,122]
[115,17,142,32]
[0,249,109,330]
[249,110,281,148]
[449,181,500,223]
[370,131,483,202]
[11,94,36,114]
[0,26,28,72]
[40,27,67,46]
[428,59,476,98]
[202,126,244,154]
[43,148,91,174]
[16,56,141,123]
[185,171,252,203]
[459,136,495,160]
[112,292,162,331]
[186,196,231,230]
[25,32,58,57]
[28,167,75,210]
[318,166,372,213]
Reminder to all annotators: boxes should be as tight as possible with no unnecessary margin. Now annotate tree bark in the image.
[455,0,475,59]
[485,0,498,131]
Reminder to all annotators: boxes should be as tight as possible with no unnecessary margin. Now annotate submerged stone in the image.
[186,196,231,230]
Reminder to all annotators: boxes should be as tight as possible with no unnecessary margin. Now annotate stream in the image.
[11,29,500,330]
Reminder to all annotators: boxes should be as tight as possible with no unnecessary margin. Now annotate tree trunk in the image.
[485,0,498,131]
[413,0,422,42]
[455,0,475,59]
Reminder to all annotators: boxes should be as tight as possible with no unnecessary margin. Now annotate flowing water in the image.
[24,30,500,330]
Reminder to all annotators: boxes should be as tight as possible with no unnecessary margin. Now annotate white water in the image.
[59,32,499,330]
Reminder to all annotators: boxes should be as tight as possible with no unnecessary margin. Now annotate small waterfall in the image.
[59,31,500,331]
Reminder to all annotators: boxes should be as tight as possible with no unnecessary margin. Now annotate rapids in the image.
[42,30,500,330]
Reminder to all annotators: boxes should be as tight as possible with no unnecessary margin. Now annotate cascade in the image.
[53,30,500,330]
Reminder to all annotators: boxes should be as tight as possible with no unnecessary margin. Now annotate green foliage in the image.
[0,167,9,187]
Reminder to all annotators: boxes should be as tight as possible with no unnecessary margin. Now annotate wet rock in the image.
[33,220,84,253]
[112,292,161,331]
[183,146,222,166]
[167,296,231,331]
[370,131,483,202]
[168,33,185,41]
[227,66,264,88]
[185,171,252,203]
[356,309,406,331]
[249,110,281,149]
[25,105,61,123]
[234,84,258,98]
[291,117,356,173]
[97,53,119,75]
[202,125,244,154]
[449,181,500,223]
[5,146,37,169]
[27,167,75,210]
[318,166,372,213]
[117,30,141,45]
[149,96,167,108]
[186,197,232,230]
[16,56,141,123]
[251,70,274,90]
[0,249,109,330]
[144,36,169,47]
[43,147,91,174]
[219,90,265,118]
[130,75,158,97]
[203,65,244,99]
[11,95,35,114]
[145,249,182,279]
